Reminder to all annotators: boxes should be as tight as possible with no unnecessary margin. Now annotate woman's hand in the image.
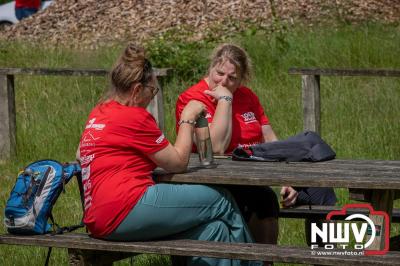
[180,100,205,121]
[280,186,299,207]
[204,85,233,101]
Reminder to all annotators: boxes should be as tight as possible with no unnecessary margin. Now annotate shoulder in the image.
[129,107,156,124]
[236,85,257,96]
[177,79,212,106]
[103,101,156,126]
[118,108,160,134]
[235,85,260,101]
[180,80,208,97]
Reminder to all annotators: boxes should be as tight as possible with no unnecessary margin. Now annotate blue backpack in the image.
[4,160,84,235]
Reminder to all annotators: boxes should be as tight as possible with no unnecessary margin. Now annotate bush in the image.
[144,31,215,82]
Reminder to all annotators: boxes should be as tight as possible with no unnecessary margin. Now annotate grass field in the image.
[0,22,399,265]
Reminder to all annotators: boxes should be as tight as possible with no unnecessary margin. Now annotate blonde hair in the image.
[209,43,252,83]
[103,42,153,101]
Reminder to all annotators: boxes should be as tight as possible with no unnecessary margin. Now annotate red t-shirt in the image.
[15,0,41,9]
[176,79,270,154]
[79,100,169,238]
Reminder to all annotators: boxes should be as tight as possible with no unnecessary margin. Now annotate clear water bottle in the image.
[195,114,214,166]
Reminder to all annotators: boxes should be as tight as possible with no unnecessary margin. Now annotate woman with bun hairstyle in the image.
[77,42,262,266]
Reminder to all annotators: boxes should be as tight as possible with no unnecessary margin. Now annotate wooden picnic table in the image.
[2,155,399,265]
[155,155,400,252]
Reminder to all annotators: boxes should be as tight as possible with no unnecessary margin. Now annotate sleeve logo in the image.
[156,133,165,144]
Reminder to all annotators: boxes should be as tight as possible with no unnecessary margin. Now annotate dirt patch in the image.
[2,0,399,48]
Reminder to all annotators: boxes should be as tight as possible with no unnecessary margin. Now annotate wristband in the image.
[218,95,233,102]
[178,119,196,126]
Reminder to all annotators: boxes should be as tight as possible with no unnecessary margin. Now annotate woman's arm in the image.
[204,86,233,154]
[262,124,278,142]
[149,100,204,173]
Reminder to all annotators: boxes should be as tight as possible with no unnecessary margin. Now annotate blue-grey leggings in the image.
[106,184,262,266]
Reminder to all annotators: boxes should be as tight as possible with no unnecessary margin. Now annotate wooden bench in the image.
[2,233,400,265]
[2,156,400,265]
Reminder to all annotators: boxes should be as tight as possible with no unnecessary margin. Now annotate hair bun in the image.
[123,42,146,64]
[108,42,154,96]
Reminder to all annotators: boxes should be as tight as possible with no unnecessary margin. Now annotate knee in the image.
[212,186,238,209]
[202,220,230,242]
[216,187,235,201]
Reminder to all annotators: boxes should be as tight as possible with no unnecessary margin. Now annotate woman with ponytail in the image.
[77,42,261,266]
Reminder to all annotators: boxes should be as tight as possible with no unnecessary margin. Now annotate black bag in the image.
[232,131,336,162]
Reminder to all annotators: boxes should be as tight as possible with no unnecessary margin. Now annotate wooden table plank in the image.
[154,156,400,189]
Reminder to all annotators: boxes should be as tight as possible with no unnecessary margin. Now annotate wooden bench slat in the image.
[279,205,400,223]
[1,233,400,265]
[0,67,171,77]
[288,68,400,77]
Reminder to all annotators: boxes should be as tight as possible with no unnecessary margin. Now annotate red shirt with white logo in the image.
[79,100,169,238]
[15,0,41,9]
[176,79,270,154]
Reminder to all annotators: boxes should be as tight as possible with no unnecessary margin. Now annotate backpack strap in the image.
[48,162,86,235]
[74,168,88,233]
[75,170,85,213]
[44,247,52,266]
[54,172,86,234]
[49,212,84,235]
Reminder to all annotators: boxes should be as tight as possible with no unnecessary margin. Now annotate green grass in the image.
[0,22,399,265]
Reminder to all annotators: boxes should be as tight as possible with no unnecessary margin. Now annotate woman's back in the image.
[79,100,168,237]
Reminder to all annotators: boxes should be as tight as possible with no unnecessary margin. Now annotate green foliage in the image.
[144,31,214,82]
[267,0,291,56]
[0,23,400,265]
